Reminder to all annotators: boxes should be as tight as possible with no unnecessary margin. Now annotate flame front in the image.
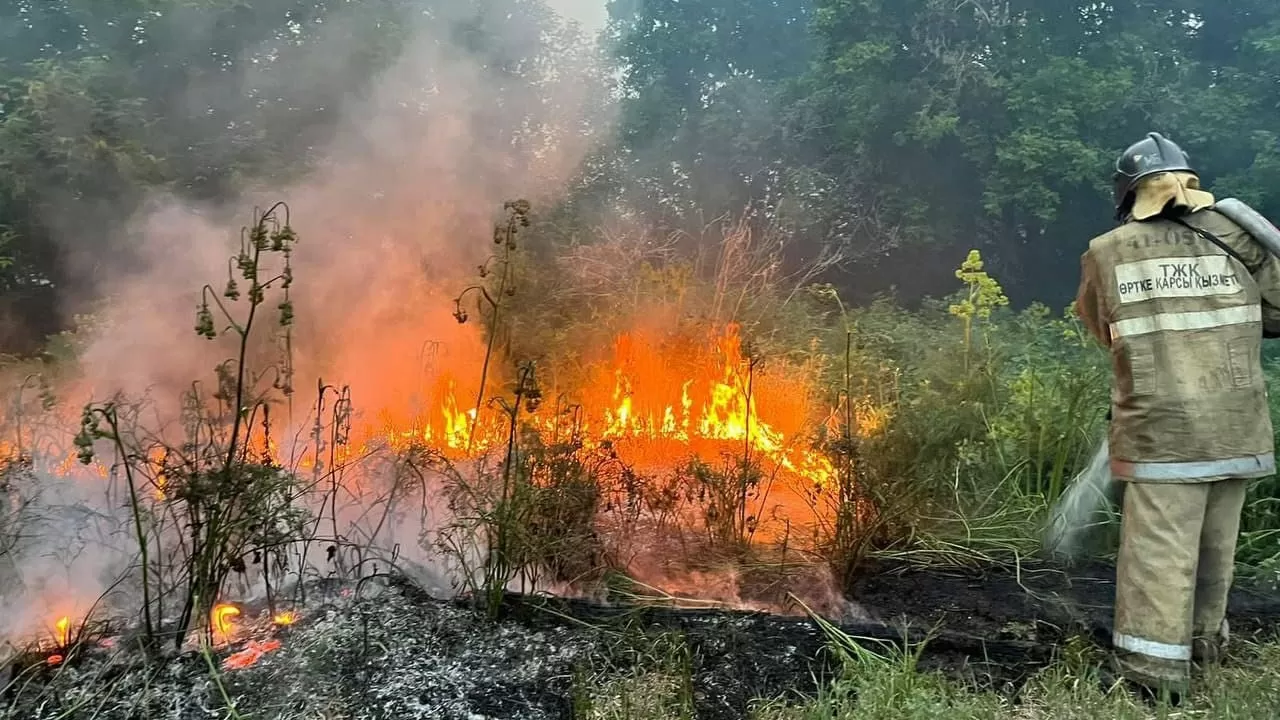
[6,321,875,642]
[592,325,792,454]
[348,323,842,490]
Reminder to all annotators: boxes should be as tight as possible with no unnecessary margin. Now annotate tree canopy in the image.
[2,0,1279,350]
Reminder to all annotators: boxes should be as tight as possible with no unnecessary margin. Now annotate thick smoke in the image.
[79,0,614,399]
[1,0,615,648]
[545,0,608,31]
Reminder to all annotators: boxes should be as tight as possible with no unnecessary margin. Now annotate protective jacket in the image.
[1076,204,1280,483]
[1079,161,1280,694]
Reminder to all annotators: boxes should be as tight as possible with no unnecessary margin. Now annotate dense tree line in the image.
[0,0,418,348]
[2,0,1279,351]
[598,0,1280,306]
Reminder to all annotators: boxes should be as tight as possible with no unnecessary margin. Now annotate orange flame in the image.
[6,320,879,625]
[349,324,842,480]
[567,324,838,492]
[589,326,793,446]
[211,604,240,640]
[15,321,859,506]
[272,611,298,626]
[53,616,70,647]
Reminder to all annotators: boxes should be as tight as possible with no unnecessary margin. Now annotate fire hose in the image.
[1043,198,1280,562]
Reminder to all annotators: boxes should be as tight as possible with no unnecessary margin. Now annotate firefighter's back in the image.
[1085,209,1275,481]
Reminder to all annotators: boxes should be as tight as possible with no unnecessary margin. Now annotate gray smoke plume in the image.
[1,0,616,651]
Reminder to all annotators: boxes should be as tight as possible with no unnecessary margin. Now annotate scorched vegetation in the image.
[2,1,1280,719]
[1,197,1279,719]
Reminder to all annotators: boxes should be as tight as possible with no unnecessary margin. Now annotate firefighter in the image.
[1074,131,1280,701]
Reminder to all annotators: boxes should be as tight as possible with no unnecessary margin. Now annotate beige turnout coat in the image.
[1076,207,1280,482]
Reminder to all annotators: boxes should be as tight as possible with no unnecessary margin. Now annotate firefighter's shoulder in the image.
[1085,222,1142,255]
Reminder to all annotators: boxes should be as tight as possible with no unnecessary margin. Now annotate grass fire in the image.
[3,2,1280,719]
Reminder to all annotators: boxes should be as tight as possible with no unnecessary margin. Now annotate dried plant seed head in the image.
[238,253,255,280]
[73,414,96,464]
[195,303,216,339]
[251,223,269,251]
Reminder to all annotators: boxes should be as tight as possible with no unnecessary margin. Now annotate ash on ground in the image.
[5,561,1280,720]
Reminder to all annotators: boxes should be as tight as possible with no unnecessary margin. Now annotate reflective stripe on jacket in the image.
[1076,208,1280,482]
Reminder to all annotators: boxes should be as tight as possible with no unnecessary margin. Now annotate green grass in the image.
[758,628,1280,720]
[573,632,1280,720]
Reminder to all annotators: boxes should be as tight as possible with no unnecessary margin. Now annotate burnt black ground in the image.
[6,559,1280,720]
[500,558,1280,714]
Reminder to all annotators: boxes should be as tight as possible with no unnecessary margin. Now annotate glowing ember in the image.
[272,611,298,626]
[221,638,282,670]
[211,604,240,640]
[46,654,63,666]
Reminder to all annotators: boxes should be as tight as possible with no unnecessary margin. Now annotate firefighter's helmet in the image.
[1113,132,1197,221]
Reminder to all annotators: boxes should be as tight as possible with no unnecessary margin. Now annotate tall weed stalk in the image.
[74,203,308,650]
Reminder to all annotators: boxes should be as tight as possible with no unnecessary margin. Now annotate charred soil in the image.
[5,559,1280,720]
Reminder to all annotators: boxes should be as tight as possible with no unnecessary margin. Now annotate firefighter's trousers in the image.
[1112,478,1249,691]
